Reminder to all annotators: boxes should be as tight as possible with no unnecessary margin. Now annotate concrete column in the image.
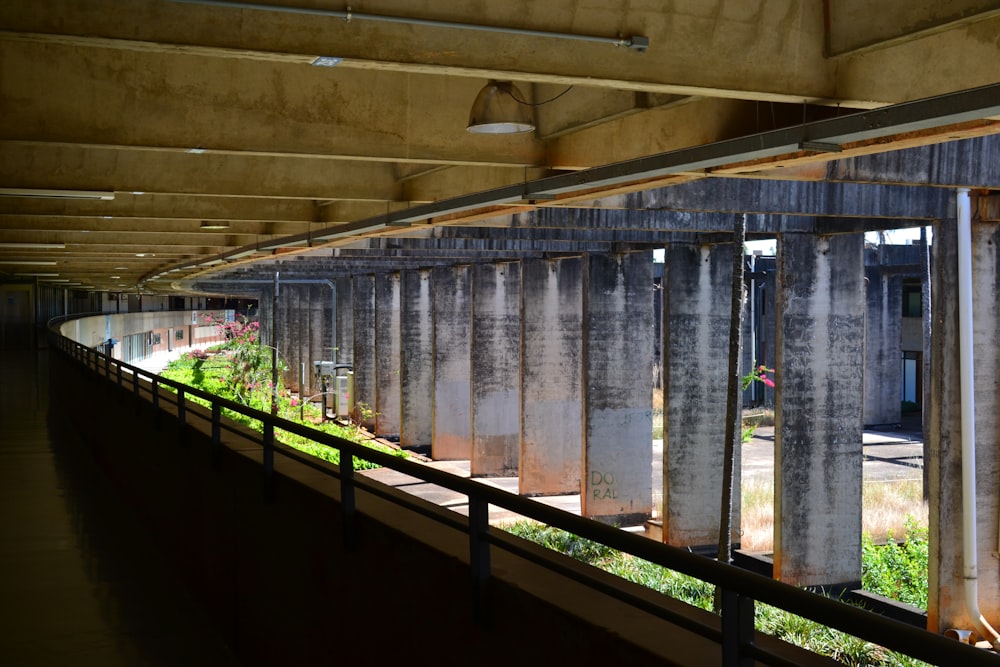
[471,262,520,477]
[519,257,583,496]
[774,233,865,588]
[863,265,902,427]
[277,285,300,393]
[662,243,740,547]
[927,216,1000,635]
[375,271,402,439]
[431,265,473,460]
[351,274,375,428]
[335,277,353,368]
[400,269,433,448]
[583,252,654,525]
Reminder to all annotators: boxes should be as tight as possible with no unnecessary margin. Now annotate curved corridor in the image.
[0,350,241,666]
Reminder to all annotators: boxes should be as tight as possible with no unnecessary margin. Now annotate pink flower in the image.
[762,376,775,387]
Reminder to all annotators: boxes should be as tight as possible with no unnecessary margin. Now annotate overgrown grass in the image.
[739,479,927,554]
[504,521,929,666]
[160,350,406,469]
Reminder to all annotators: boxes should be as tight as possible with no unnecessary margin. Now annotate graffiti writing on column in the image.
[591,471,618,500]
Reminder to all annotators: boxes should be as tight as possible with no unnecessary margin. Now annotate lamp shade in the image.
[467,80,535,134]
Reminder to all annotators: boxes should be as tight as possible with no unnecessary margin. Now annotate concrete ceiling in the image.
[2,0,1000,293]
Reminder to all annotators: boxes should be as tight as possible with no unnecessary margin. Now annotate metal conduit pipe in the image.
[954,187,1000,649]
[170,0,649,51]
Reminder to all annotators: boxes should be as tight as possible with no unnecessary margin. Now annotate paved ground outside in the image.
[363,414,925,528]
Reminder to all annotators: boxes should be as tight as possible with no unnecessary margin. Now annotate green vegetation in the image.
[159,316,406,469]
[862,517,929,609]
[503,521,930,666]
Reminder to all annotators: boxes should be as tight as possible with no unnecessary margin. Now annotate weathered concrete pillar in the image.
[519,257,583,496]
[400,269,433,448]
[863,263,902,427]
[375,271,402,439]
[431,265,473,460]
[583,252,654,525]
[662,243,740,547]
[774,233,864,588]
[335,276,353,368]
[278,284,302,393]
[351,274,375,427]
[927,216,1000,635]
[307,283,333,398]
[471,262,520,477]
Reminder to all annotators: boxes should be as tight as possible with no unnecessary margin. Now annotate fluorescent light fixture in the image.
[311,56,343,67]
[187,148,207,154]
[43,278,70,282]
[15,272,59,277]
[200,221,231,230]
[135,253,155,257]
[0,242,66,249]
[0,188,115,201]
[110,275,121,279]
[0,260,58,265]
[200,259,225,267]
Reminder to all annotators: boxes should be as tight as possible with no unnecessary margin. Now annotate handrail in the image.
[48,328,998,666]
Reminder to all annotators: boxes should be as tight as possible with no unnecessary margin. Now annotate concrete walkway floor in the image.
[0,350,242,667]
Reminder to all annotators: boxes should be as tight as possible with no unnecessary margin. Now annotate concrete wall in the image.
[662,243,740,547]
[774,233,865,588]
[59,310,232,350]
[471,262,521,476]
[864,267,903,426]
[519,257,583,496]
[51,350,704,667]
[431,265,473,460]
[375,272,402,439]
[582,252,654,524]
[927,216,1000,635]
[400,269,433,448]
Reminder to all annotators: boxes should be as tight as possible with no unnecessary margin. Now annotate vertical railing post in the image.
[469,496,492,627]
[177,387,187,447]
[132,370,140,415]
[721,589,755,667]
[152,379,161,430]
[340,451,358,550]
[211,401,222,471]
[116,361,123,402]
[262,420,274,501]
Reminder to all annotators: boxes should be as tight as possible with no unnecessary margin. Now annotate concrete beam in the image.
[471,262,521,477]
[582,252,654,525]
[374,272,402,439]
[662,242,741,547]
[399,269,433,448]
[927,214,1000,634]
[519,257,583,496]
[774,233,865,588]
[351,274,376,427]
[431,265,473,461]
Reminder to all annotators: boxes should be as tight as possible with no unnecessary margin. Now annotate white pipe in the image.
[955,187,1000,648]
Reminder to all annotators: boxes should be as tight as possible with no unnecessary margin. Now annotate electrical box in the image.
[334,371,354,418]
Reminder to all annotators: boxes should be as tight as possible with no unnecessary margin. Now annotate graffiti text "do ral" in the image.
[591,471,618,500]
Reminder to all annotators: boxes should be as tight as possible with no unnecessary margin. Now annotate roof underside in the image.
[2,0,1000,293]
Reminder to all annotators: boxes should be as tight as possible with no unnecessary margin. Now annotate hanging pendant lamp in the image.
[466,80,535,134]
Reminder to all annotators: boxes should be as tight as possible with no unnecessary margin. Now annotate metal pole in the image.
[271,271,279,415]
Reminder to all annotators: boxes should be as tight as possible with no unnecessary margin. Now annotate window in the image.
[902,282,922,318]
[175,329,185,340]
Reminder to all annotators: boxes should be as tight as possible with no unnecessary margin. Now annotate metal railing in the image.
[50,330,997,667]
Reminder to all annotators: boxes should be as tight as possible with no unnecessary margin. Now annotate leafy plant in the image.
[862,516,928,609]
